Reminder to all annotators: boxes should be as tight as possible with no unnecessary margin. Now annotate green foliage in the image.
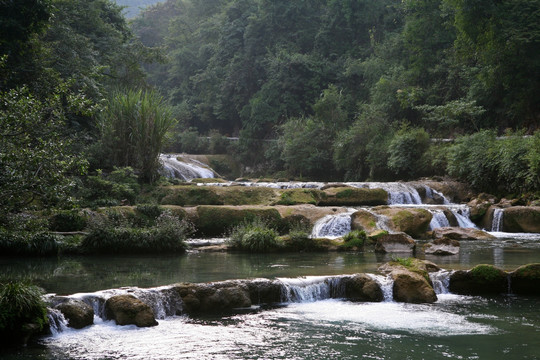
[99,89,177,183]
[81,211,191,254]
[49,210,87,232]
[79,167,140,207]
[391,256,414,268]
[341,230,367,249]
[0,280,48,345]
[0,231,60,256]
[227,219,281,252]
[387,125,431,179]
[0,85,90,216]
[469,264,506,283]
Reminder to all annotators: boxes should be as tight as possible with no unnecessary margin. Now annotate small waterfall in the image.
[278,276,344,303]
[47,308,68,335]
[429,210,451,230]
[491,208,504,232]
[424,185,450,204]
[367,274,394,302]
[159,154,214,181]
[451,208,477,228]
[311,209,356,239]
[429,270,452,295]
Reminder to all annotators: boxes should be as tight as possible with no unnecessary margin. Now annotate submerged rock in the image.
[105,295,158,327]
[449,264,508,295]
[432,227,495,240]
[424,237,460,256]
[374,233,416,253]
[510,263,540,295]
[54,299,94,329]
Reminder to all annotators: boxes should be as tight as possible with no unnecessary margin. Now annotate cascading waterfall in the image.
[429,210,451,230]
[47,308,68,335]
[491,208,504,232]
[367,274,394,302]
[278,276,344,303]
[429,270,452,294]
[159,154,214,181]
[311,209,356,239]
[452,208,477,228]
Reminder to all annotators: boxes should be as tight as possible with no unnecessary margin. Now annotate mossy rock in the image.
[318,187,388,206]
[503,206,540,233]
[159,186,224,206]
[376,207,432,238]
[274,189,321,205]
[510,263,540,295]
[159,185,277,206]
[350,210,379,233]
[190,178,227,184]
[195,206,283,236]
[449,264,508,295]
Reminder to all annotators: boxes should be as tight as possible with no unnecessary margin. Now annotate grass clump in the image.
[0,280,48,346]
[227,219,281,252]
[341,230,367,250]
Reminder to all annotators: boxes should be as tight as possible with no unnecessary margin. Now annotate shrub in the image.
[81,211,191,254]
[49,210,87,232]
[227,220,281,252]
[0,231,60,256]
[79,167,140,207]
[134,204,164,226]
[341,230,367,249]
[0,281,48,346]
[387,125,430,179]
[285,229,318,251]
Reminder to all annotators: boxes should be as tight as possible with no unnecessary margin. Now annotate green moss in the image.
[340,230,367,250]
[275,189,320,205]
[319,187,388,206]
[514,263,540,279]
[469,264,506,282]
[390,257,430,282]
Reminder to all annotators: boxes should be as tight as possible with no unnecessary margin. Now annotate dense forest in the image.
[132,0,540,185]
[1,0,540,221]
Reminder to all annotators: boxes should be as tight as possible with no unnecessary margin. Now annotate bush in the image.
[0,281,48,346]
[227,220,281,252]
[341,230,367,249]
[387,125,430,179]
[49,210,87,232]
[79,167,140,207]
[81,211,191,254]
[285,229,318,251]
[0,231,60,256]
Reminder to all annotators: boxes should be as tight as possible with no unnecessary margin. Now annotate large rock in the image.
[318,187,388,206]
[424,237,460,256]
[350,209,379,233]
[374,207,432,238]
[449,264,508,295]
[174,281,252,314]
[432,227,496,240]
[375,233,416,253]
[55,299,94,329]
[379,259,437,303]
[421,180,473,203]
[467,194,497,222]
[510,263,540,295]
[245,279,283,304]
[105,295,158,327]
[502,206,540,233]
[341,274,383,302]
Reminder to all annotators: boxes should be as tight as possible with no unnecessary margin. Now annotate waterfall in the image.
[429,210,451,230]
[491,208,504,232]
[429,270,452,295]
[47,308,68,335]
[367,274,394,302]
[159,154,214,181]
[424,185,450,204]
[451,208,477,228]
[311,209,356,239]
[278,276,344,303]
[351,182,423,205]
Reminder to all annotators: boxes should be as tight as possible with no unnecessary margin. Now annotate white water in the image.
[311,208,356,239]
[491,208,504,232]
[429,209,451,230]
[159,154,214,181]
[278,276,344,302]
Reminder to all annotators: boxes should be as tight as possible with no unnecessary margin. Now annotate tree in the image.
[99,89,177,183]
[0,84,90,217]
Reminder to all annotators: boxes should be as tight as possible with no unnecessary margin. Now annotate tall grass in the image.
[227,219,281,252]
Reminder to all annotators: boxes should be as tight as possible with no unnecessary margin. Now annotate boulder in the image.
[374,207,432,238]
[432,227,496,240]
[421,180,473,203]
[379,259,437,303]
[467,193,497,222]
[105,295,158,327]
[449,264,508,295]
[374,233,416,253]
[502,207,540,233]
[245,279,283,304]
[391,268,437,303]
[341,274,384,302]
[55,299,94,329]
[424,237,460,256]
[510,263,540,295]
[174,281,252,314]
[350,209,379,233]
